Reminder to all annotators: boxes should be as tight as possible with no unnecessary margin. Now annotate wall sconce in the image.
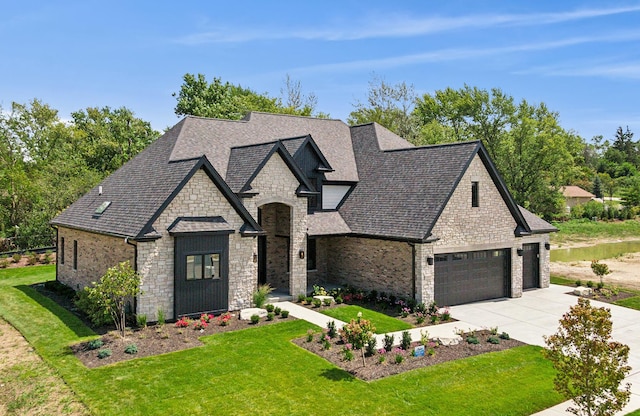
[427,257,434,265]
[544,243,551,250]
[253,253,258,263]
[299,249,305,259]
[517,249,524,256]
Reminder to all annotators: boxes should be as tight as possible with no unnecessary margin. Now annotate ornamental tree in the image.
[544,298,630,416]
[590,260,611,286]
[87,261,142,338]
[339,313,376,366]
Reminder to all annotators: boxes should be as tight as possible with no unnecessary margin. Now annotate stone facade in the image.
[242,153,308,298]
[136,168,255,320]
[56,227,134,290]
[259,203,291,290]
[321,236,413,299]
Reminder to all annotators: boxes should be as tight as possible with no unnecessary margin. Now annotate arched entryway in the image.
[257,203,292,294]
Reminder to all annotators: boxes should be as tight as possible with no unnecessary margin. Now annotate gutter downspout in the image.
[125,237,139,317]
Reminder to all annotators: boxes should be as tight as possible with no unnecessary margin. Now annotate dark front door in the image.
[435,249,511,306]
[522,243,540,289]
[258,235,267,285]
[174,234,229,317]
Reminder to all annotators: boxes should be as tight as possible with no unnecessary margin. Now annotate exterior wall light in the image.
[517,248,524,256]
[427,257,434,265]
[544,243,551,250]
[253,253,258,263]
[299,249,305,259]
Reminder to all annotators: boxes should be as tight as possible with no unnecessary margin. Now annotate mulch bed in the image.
[566,288,635,304]
[293,330,525,381]
[70,315,291,368]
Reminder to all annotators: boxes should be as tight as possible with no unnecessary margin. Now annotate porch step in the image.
[267,293,293,303]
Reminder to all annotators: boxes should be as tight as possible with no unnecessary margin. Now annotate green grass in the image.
[551,272,640,312]
[550,274,577,286]
[0,266,564,415]
[319,304,413,333]
[614,296,640,311]
[551,219,640,244]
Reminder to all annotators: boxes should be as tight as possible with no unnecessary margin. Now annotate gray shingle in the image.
[307,211,351,236]
[519,205,558,233]
[167,217,233,234]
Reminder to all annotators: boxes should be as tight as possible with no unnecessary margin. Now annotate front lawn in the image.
[0,266,564,415]
[320,304,413,333]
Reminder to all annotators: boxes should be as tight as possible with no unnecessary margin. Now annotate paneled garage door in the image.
[434,249,511,306]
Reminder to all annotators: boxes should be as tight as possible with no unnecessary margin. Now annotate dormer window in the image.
[94,201,112,215]
[471,182,479,208]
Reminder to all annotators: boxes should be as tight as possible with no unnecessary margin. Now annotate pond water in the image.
[551,240,640,262]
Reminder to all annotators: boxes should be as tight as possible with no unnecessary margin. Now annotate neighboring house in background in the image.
[560,185,596,211]
[51,112,556,320]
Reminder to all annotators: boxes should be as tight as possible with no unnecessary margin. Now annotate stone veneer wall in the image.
[242,154,308,298]
[324,236,413,299]
[136,169,255,320]
[56,227,134,290]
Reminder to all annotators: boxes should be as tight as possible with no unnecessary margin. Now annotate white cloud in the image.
[174,5,640,45]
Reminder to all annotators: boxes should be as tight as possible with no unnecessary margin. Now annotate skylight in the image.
[94,201,112,215]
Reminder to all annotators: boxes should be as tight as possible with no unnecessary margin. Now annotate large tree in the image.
[173,73,323,120]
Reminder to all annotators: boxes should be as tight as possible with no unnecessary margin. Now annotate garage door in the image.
[522,243,540,289]
[434,249,511,306]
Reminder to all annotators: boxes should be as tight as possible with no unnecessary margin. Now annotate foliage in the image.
[383,334,395,352]
[274,306,281,315]
[217,312,232,326]
[339,314,376,366]
[280,310,289,318]
[466,336,479,344]
[175,317,190,328]
[312,298,322,308]
[342,344,355,361]
[250,314,260,324]
[312,284,327,296]
[252,284,273,308]
[97,349,112,359]
[193,319,208,330]
[544,298,631,416]
[74,287,111,327]
[320,305,412,333]
[266,312,275,321]
[499,332,511,340]
[85,261,142,338]
[326,320,337,338]
[136,314,147,328]
[156,308,165,326]
[86,339,104,350]
[400,331,412,350]
[173,73,324,120]
[124,344,138,355]
[590,260,611,286]
[297,294,306,303]
[394,351,405,364]
[265,303,274,313]
[488,336,500,344]
[323,298,332,307]
[306,329,314,343]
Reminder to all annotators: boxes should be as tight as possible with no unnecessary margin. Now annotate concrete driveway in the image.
[449,284,640,415]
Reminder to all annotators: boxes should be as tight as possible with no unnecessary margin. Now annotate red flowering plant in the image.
[338,312,376,366]
[200,313,214,323]
[193,319,208,330]
[217,312,232,326]
[175,317,191,328]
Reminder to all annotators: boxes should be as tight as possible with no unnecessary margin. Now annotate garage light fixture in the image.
[427,257,434,265]
[517,248,524,256]
[544,243,551,250]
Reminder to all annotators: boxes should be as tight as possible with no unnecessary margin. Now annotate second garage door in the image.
[434,249,511,306]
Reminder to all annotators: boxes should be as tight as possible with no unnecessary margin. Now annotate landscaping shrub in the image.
[490,326,498,335]
[320,334,331,350]
[335,295,343,304]
[327,320,337,338]
[217,312,232,326]
[26,252,39,265]
[466,336,479,344]
[306,329,314,343]
[400,331,412,350]
[323,298,332,307]
[487,336,500,344]
[312,298,322,308]
[42,250,53,264]
[383,334,395,352]
[97,349,112,359]
[297,294,306,303]
[75,287,112,327]
[342,345,354,361]
[252,284,273,308]
[0,257,8,268]
[193,320,208,330]
[440,308,451,321]
[575,280,583,287]
[250,314,260,324]
[265,304,275,313]
[136,314,147,328]
[266,312,275,321]
[587,281,594,288]
[12,253,21,263]
[175,317,190,328]
[430,314,439,324]
[415,312,426,324]
[365,337,377,356]
[378,355,386,364]
[280,310,289,318]
[274,306,281,315]
[86,339,104,350]
[124,344,138,354]
[339,314,376,366]
[312,285,328,296]
[394,352,404,364]
[156,308,166,326]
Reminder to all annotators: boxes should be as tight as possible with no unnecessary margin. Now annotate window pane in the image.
[472,181,479,207]
[186,255,202,280]
[204,253,220,279]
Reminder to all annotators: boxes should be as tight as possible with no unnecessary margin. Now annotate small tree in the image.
[339,312,376,366]
[590,260,611,286]
[87,261,142,338]
[544,298,630,416]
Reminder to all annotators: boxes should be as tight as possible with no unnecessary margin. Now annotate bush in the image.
[490,326,499,335]
[575,280,583,287]
[97,349,112,359]
[312,298,322,308]
[12,253,21,263]
[0,258,9,268]
[378,355,386,364]
[265,304,275,313]
[365,337,377,356]
[280,310,289,318]
[596,281,605,290]
[342,347,354,361]
[86,339,104,350]
[587,281,594,288]
[466,336,479,344]
[305,296,313,304]
[252,284,273,308]
[136,314,147,328]
[335,296,343,304]
[75,288,112,327]
[250,314,260,324]
[394,353,404,364]
[499,332,510,340]
[323,298,332,307]
[306,329,314,343]
[383,334,395,352]
[124,344,138,354]
[487,336,500,344]
[400,331,412,350]
[327,320,337,338]
[42,250,53,264]
[156,308,166,326]
[26,252,39,265]
[440,308,451,321]
[274,306,282,315]
[266,312,275,321]
[175,317,190,328]
[297,293,306,303]
[430,314,439,324]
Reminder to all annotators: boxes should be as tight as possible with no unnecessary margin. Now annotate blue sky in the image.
[2,1,639,141]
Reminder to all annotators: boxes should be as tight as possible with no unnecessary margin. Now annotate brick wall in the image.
[56,227,134,290]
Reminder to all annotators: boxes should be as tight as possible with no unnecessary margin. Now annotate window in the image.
[307,238,317,270]
[186,253,220,280]
[73,240,78,270]
[471,181,479,207]
[60,237,65,264]
[94,201,112,215]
